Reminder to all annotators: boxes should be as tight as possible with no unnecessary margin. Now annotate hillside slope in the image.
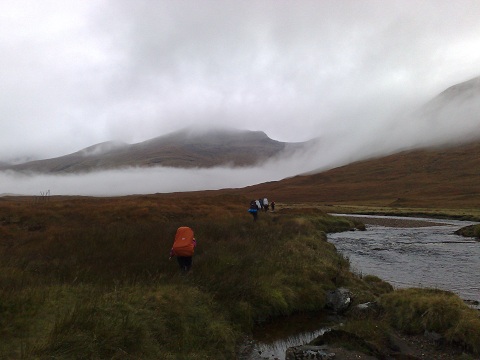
[234,76,480,209]
[235,141,480,208]
[0,129,305,173]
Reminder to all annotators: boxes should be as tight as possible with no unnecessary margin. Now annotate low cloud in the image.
[0,164,290,197]
[0,140,360,197]
[79,141,128,157]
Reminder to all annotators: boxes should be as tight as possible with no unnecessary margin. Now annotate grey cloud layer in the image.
[1,0,480,168]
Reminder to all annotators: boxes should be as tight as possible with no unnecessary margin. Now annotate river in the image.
[328,214,479,304]
[240,214,479,360]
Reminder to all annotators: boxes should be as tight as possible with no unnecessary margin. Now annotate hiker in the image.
[270,200,275,211]
[263,197,269,212]
[248,200,258,221]
[255,199,261,210]
[169,226,196,273]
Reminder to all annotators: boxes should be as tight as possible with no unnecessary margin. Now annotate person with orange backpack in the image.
[169,226,197,273]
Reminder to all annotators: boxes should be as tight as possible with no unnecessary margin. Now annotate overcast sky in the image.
[2,0,480,160]
[1,1,480,195]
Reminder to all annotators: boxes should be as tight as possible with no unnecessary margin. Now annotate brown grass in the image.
[0,193,366,358]
[218,141,480,211]
[1,193,478,359]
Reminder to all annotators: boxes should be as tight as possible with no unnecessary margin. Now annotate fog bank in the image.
[0,163,294,197]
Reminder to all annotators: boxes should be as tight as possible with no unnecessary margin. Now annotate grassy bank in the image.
[381,288,480,353]
[310,203,480,222]
[1,195,478,358]
[0,195,370,359]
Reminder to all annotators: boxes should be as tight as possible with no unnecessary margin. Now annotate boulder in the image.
[325,287,352,314]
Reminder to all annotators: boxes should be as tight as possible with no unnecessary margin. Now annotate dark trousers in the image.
[177,256,193,272]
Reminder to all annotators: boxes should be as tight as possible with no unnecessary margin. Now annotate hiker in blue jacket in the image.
[248,200,258,221]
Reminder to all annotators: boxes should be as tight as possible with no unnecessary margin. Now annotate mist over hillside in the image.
[235,140,480,209]
[376,77,480,150]
[1,76,479,197]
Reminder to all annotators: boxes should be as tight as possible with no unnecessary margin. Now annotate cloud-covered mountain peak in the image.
[78,141,128,157]
[142,127,271,146]
[434,75,480,103]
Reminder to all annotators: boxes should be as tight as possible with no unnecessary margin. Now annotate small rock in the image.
[348,301,382,319]
[424,330,444,344]
[285,345,335,360]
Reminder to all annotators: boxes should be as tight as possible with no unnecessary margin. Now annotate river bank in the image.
[240,213,480,360]
[239,313,472,360]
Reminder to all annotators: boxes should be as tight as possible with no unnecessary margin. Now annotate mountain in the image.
[0,128,307,173]
[411,75,480,146]
[234,140,480,209]
[429,75,480,105]
[230,76,480,209]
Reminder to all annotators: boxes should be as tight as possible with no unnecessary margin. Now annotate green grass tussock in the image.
[380,288,480,353]
[454,224,480,239]
[474,224,480,238]
[194,215,352,320]
[30,284,237,360]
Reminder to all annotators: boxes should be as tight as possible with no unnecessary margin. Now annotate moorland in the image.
[1,192,479,359]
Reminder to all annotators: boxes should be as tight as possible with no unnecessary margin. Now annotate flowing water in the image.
[241,215,479,360]
[328,215,480,303]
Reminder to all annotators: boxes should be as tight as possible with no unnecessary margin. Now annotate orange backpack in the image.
[171,227,195,257]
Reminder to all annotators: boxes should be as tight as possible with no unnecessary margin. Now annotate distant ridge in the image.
[436,75,480,100]
[234,140,480,209]
[419,76,480,118]
[0,128,307,173]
